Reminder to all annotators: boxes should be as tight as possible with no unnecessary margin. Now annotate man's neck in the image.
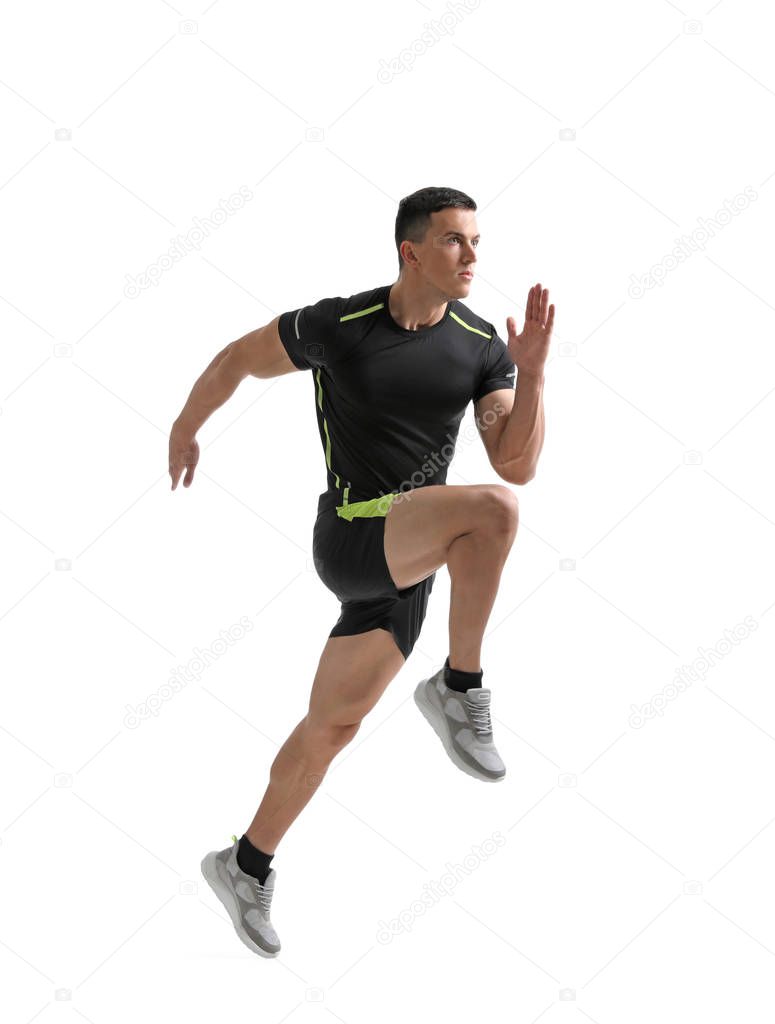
[388,277,450,331]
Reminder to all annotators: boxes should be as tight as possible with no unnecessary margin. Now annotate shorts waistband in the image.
[318,483,401,520]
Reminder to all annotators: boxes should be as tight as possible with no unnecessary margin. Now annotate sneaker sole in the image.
[200,851,280,958]
[413,680,505,783]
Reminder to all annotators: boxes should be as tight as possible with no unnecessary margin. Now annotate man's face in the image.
[405,207,479,296]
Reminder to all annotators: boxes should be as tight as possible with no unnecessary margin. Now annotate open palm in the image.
[506,283,555,377]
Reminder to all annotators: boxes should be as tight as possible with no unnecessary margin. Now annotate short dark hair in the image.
[394,186,477,272]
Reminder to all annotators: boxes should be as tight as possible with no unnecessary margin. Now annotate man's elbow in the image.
[497,460,535,485]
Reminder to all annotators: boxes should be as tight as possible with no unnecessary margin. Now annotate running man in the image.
[169,186,555,957]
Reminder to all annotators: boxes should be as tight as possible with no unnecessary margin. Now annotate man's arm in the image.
[173,316,297,434]
[476,282,553,485]
[169,315,298,489]
[474,371,545,485]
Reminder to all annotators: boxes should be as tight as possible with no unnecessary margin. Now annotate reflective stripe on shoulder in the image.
[449,310,491,339]
[339,302,385,322]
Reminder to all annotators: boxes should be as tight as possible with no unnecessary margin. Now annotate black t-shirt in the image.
[278,283,516,511]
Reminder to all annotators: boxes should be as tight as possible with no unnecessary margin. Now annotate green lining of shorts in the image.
[336,493,398,521]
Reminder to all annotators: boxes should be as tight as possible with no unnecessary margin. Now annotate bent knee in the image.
[479,484,519,533]
[305,715,361,750]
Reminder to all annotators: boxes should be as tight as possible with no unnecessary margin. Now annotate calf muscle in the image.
[245,629,405,853]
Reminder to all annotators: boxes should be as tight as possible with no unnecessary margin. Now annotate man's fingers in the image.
[170,431,198,491]
[170,458,188,490]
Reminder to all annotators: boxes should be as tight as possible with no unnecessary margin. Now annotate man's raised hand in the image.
[506,282,555,377]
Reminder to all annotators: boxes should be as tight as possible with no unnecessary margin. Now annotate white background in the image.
[2,0,775,1020]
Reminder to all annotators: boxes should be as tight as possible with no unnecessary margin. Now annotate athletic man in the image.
[169,186,555,957]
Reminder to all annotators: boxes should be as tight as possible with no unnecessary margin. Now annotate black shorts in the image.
[312,492,436,660]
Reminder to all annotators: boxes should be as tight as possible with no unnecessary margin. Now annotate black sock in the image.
[443,655,483,693]
[236,833,274,885]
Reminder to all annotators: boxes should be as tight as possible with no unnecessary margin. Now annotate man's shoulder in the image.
[285,285,385,329]
[338,284,388,324]
[447,299,496,341]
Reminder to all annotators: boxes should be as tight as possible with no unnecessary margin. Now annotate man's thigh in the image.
[383,483,518,591]
[307,628,406,731]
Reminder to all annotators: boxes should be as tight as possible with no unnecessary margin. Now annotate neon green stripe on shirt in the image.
[449,310,491,338]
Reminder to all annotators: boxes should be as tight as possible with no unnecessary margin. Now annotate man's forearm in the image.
[496,371,545,480]
[173,342,240,434]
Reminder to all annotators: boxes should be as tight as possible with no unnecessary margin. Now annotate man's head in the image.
[394,186,479,296]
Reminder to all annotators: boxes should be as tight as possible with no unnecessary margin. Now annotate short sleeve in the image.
[473,326,516,401]
[277,296,342,371]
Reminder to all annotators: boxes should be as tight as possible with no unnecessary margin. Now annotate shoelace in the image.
[464,694,493,737]
[253,880,273,914]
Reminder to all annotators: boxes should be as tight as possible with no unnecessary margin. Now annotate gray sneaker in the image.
[200,836,281,957]
[414,666,506,782]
